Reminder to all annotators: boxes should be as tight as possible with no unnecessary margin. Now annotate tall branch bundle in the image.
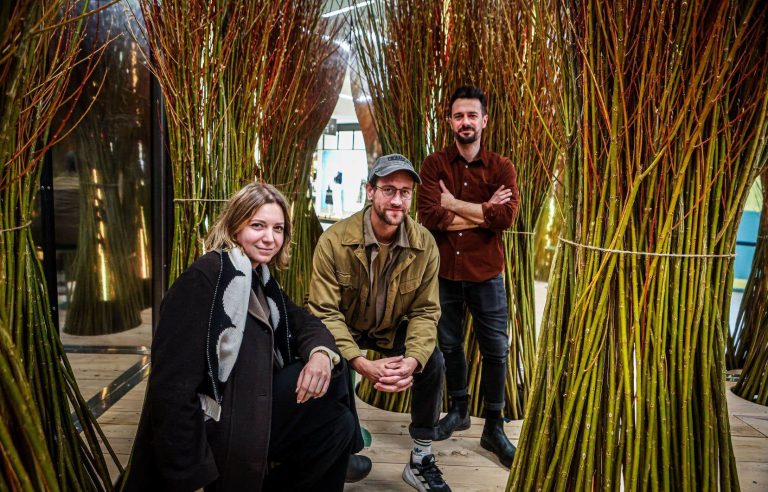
[138,1,345,290]
[351,0,447,413]
[1,1,118,489]
[255,8,346,302]
[732,173,768,405]
[508,1,768,490]
[67,4,148,335]
[352,0,560,420]
[441,0,563,419]
[350,0,446,174]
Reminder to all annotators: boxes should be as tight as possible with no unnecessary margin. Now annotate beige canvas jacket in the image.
[308,206,441,370]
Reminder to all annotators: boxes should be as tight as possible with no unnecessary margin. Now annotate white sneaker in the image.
[402,454,452,491]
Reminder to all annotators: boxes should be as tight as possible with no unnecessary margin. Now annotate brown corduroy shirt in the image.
[418,143,520,282]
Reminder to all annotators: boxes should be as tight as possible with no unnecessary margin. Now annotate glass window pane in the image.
[323,133,337,149]
[338,131,353,150]
[315,149,368,220]
[353,131,366,150]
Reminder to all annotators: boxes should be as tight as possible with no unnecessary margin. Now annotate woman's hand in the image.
[295,352,332,403]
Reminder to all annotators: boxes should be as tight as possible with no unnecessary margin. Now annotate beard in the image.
[373,202,405,226]
[453,126,481,144]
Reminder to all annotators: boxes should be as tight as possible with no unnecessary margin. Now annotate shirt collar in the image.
[448,141,489,167]
[363,207,410,249]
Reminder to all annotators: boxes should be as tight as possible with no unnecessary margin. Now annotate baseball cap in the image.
[368,153,422,184]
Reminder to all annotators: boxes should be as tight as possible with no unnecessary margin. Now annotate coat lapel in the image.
[248,290,271,327]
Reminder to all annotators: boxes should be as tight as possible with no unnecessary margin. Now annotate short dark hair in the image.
[449,85,487,116]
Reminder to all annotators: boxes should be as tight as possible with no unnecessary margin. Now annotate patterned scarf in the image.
[198,248,292,422]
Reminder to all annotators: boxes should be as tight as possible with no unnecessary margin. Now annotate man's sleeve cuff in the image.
[405,350,430,373]
[438,210,458,230]
[341,345,366,362]
[480,202,493,228]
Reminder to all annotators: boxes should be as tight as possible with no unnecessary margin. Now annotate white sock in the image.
[411,439,432,463]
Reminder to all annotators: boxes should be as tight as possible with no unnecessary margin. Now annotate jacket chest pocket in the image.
[399,277,420,294]
[336,271,360,313]
[392,276,421,313]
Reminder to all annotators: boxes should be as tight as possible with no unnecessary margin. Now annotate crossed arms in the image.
[438,180,515,230]
[417,155,520,232]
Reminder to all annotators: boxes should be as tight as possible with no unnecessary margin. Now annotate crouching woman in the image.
[124,183,361,491]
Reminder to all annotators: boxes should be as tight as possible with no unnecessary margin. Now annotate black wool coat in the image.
[123,252,340,492]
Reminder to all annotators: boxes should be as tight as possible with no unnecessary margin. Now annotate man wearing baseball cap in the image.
[309,154,451,491]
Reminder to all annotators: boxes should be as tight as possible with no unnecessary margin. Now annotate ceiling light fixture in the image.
[322,0,374,18]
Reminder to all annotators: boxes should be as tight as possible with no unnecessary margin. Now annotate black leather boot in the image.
[345,454,372,483]
[435,397,471,441]
[480,418,516,468]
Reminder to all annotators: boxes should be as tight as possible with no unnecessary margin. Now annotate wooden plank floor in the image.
[346,402,515,491]
[64,285,768,490]
[68,361,768,491]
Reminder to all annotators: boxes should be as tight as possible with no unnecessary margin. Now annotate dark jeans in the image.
[263,360,357,492]
[437,274,509,412]
[355,323,445,440]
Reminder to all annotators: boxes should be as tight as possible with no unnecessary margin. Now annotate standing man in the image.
[309,154,452,492]
[418,86,520,468]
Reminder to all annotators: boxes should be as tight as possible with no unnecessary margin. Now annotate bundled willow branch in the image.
[138,0,275,280]
[442,0,562,419]
[255,6,347,302]
[67,101,143,334]
[351,0,447,412]
[509,1,768,490]
[350,0,446,173]
[732,174,768,405]
[0,330,57,491]
[1,1,118,489]
[352,0,560,420]
[138,1,345,291]
[67,3,152,335]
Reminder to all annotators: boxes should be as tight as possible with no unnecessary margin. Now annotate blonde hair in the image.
[205,182,292,269]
